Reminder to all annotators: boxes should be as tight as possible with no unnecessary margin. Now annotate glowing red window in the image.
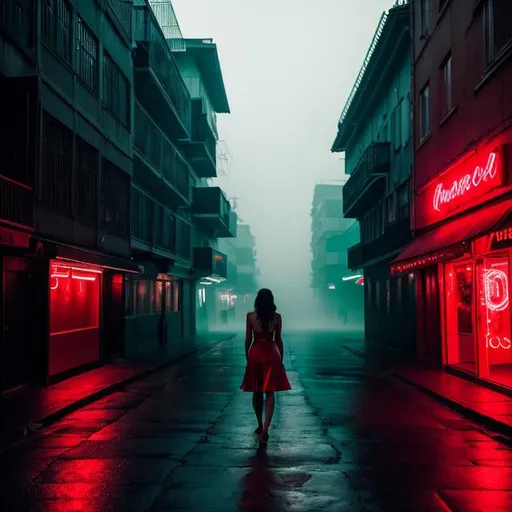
[49,261,101,376]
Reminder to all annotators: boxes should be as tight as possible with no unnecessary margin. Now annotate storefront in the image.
[392,142,512,390]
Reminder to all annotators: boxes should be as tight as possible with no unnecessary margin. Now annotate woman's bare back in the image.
[248,311,280,333]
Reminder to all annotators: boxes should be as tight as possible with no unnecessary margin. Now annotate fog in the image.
[173,0,390,331]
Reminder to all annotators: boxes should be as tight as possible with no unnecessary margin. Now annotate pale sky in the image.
[172,0,391,301]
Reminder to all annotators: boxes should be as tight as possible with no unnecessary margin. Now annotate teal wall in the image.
[345,51,412,190]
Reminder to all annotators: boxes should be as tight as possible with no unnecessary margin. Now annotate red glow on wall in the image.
[214,255,224,261]
[415,147,504,229]
[49,261,102,376]
[356,277,364,286]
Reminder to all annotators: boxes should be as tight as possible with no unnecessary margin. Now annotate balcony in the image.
[181,99,217,178]
[133,40,190,139]
[191,187,236,238]
[0,174,33,230]
[134,101,191,207]
[343,142,390,218]
[347,216,411,270]
[0,0,34,55]
[193,247,227,280]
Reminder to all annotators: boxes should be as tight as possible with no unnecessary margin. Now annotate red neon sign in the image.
[415,147,504,229]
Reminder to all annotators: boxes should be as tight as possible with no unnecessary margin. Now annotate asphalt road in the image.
[1,331,512,511]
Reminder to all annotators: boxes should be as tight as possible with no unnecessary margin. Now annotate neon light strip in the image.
[342,274,363,281]
[55,256,140,274]
[72,274,97,281]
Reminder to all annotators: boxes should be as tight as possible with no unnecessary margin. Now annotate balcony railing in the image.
[191,99,216,157]
[134,101,191,203]
[0,174,33,229]
[0,0,35,54]
[192,187,235,237]
[133,41,191,134]
[347,216,411,270]
[343,142,390,217]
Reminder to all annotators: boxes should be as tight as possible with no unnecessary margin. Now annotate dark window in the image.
[393,101,402,150]
[419,83,430,140]
[441,54,453,115]
[397,181,410,220]
[420,0,430,34]
[75,16,98,92]
[176,218,191,260]
[103,52,130,129]
[386,193,396,225]
[41,112,73,214]
[107,0,132,40]
[483,0,512,65]
[42,0,72,63]
[0,0,35,50]
[75,137,98,224]
[101,158,129,238]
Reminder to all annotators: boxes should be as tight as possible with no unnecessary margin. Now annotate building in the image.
[126,1,235,357]
[310,183,362,322]
[198,223,259,331]
[0,0,138,392]
[391,0,512,389]
[331,0,416,353]
[0,0,235,393]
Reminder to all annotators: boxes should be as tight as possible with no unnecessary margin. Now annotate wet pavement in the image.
[2,331,512,511]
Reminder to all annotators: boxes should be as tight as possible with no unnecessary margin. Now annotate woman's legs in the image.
[262,392,275,433]
[252,392,264,429]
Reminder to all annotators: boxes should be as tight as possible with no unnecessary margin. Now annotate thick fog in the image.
[173,0,390,332]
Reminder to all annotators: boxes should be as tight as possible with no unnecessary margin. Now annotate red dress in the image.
[240,312,292,392]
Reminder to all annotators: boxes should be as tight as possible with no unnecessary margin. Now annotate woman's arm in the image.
[245,313,253,358]
[275,314,284,361]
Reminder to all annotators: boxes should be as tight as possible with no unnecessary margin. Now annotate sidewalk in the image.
[344,340,512,438]
[0,332,237,450]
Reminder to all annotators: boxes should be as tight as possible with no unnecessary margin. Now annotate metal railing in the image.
[343,142,390,210]
[0,0,34,53]
[134,101,191,202]
[0,174,33,228]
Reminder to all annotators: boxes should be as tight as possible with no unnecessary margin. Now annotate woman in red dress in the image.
[240,288,291,444]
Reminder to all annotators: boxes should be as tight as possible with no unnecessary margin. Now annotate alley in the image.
[2,332,512,512]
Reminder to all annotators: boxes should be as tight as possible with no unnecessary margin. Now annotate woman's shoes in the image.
[259,431,269,444]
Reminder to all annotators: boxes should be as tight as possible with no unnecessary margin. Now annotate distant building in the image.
[331,1,416,353]
[310,183,362,322]
[198,223,259,330]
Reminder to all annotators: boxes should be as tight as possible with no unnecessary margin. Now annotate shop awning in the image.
[391,199,512,275]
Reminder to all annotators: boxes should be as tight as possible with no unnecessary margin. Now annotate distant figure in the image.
[240,288,291,444]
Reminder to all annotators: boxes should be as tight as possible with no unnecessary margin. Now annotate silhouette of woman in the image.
[240,289,291,444]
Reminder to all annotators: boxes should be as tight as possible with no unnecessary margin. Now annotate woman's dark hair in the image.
[254,288,277,331]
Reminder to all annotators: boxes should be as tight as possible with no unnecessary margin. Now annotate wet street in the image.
[2,332,512,511]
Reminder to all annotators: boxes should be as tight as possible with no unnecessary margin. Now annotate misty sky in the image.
[172,0,391,303]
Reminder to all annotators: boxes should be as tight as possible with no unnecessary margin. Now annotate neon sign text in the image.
[433,152,498,212]
[486,336,511,350]
[484,268,509,312]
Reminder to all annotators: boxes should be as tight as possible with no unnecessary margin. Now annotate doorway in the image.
[445,260,476,373]
[2,257,34,391]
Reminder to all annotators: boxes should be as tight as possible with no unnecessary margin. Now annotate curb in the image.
[0,334,237,451]
[343,344,512,439]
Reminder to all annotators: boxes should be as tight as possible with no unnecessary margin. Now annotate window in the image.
[420,0,430,35]
[397,181,410,220]
[393,102,402,150]
[442,54,453,115]
[42,0,72,63]
[75,137,99,224]
[101,158,129,238]
[386,193,396,225]
[402,94,411,144]
[103,52,130,129]
[41,112,73,214]
[419,84,430,140]
[483,0,512,66]
[75,16,98,92]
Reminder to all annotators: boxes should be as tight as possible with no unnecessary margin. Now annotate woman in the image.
[240,288,291,444]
